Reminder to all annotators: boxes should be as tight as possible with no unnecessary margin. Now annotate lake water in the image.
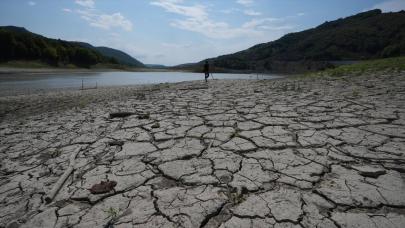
[0,71,282,92]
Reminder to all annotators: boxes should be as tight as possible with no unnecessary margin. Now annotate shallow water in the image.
[0,71,282,92]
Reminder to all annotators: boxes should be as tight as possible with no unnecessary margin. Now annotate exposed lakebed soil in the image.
[1,73,405,227]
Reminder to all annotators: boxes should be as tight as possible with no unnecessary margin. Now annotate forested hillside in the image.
[202,9,405,73]
[73,42,145,68]
[0,26,140,68]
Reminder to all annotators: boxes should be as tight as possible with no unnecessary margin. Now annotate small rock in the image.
[109,112,134,118]
[351,165,387,178]
[108,140,124,146]
[89,181,117,194]
[138,113,150,119]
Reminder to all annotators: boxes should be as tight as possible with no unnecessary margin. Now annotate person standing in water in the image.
[203,60,210,83]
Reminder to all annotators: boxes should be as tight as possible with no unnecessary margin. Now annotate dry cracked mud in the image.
[1,72,405,228]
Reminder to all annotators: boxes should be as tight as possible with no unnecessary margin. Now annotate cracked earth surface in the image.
[1,72,405,228]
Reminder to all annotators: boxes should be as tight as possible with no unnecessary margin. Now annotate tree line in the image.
[0,27,118,67]
[206,9,405,73]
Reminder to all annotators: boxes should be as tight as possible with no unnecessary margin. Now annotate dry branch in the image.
[45,146,82,204]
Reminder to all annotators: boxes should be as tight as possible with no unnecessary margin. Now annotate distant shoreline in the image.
[0,67,177,75]
[0,66,289,76]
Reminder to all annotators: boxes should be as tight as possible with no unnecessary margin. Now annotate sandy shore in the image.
[1,73,405,227]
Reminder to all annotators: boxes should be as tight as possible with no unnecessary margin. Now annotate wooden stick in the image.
[45,146,82,204]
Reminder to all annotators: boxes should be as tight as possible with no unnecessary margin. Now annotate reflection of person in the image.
[203,60,209,83]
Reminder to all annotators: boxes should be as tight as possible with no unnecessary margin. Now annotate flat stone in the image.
[351,165,386,178]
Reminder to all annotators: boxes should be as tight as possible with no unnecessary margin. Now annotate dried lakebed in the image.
[0,73,405,228]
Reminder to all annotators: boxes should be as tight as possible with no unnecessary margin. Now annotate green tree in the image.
[0,30,16,60]
[74,48,99,67]
[44,46,58,65]
[381,45,400,57]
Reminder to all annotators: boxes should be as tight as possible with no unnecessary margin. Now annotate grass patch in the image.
[0,60,53,68]
[0,60,136,70]
[104,207,119,219]
[352,89,360,97]
[219,186,247,205]
[300,56,405,78]
[230,129,241,138]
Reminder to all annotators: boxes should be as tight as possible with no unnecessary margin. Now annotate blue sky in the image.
[1,0,405,65]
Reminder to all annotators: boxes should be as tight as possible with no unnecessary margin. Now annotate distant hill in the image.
[0,26,144,68]
[145,64,167,69]
[186,9,405,73]
[96,47,144,67]
[73,42,144,68]
[0,26,31,34]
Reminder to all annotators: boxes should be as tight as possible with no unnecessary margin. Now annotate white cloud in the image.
[220,8,241,14]
[150,0,207,20]
[242,18,279,28]
[93,13,132,31]
[236,0,254,6]
[244,9,261,16]
[151,0,293,39]
[28,1,36,6]
[297,12,305,16]
[77,10,133,31]
[242,18,288,30]
[370,0,405,12]
[75,0,95,8]
[171,18,261,39]
[74,0,133,32]
[63,8,72,13]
